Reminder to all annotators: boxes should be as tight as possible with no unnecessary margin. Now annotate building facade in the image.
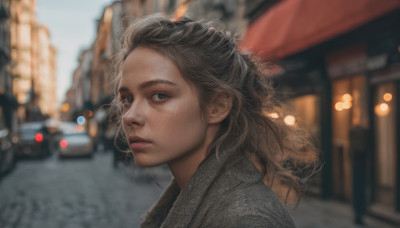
[90,2,122,108]
[0,0,18,133]
[9,0,57,122]
[9,0,35,120]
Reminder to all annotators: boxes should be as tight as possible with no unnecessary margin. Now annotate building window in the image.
[332,75,368,200]
[373,82,397,208]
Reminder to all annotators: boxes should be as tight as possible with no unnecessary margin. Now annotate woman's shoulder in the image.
[218,184,295,226]
[198,183,296,227]
[196,157,296,227]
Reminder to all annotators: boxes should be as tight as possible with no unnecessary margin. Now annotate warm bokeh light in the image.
[284,115,296,125]
[343,101,352,110]
[61,103,70,112]
[335,102,344,111]
[174,3,188,19]
[383,93,392,102]
[335,94,353,111]
[374,102,390,116]
[380,103,389,111]
[268,112,279,118]
[342,93,352,101]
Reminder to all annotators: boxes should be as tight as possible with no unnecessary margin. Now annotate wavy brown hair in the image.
[112,14,320,203]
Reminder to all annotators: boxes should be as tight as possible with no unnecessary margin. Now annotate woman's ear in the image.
[207,92,232,124]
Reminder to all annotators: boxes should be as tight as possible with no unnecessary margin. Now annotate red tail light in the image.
[60,140,68,148]
[35,133,43,143]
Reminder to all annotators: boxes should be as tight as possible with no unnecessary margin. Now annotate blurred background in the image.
[0,0,400,227]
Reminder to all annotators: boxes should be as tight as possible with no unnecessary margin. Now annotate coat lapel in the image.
[162,153,223,228]
[141,153,223,228]
[140,180,181,228]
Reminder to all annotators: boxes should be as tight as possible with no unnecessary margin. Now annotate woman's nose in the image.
[122,102,145,126]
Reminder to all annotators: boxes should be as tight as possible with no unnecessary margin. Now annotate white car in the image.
[58,130,94,158]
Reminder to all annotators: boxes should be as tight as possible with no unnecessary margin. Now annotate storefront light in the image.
[268,112,279,119]
[383,93,392,102]
[335,102,344,111]
[374,102,390,116]
[380,103,389,111]
[284,115,296,126]
[335,94,353,111]
[343,100,352,109]
[342,93,352,101]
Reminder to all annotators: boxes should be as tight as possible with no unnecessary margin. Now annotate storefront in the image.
[240,0,400,222]
[368,43,400,219]
[325,46,369,200]
[271,59,326,195]
[372,79,398,209]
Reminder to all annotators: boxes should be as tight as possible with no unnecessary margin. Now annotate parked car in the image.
[0,128,16,177]
[57,124,94,158]
[14,121,50,158]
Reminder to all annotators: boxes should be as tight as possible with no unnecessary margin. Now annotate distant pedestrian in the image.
[112,14,319,227]
[350,125,368,225]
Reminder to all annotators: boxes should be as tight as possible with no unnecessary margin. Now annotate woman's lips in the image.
[129,137,151,150]
[130,141,151,150]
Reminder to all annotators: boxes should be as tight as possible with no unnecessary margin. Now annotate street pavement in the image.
[0,151,397,228]
[0,151,170,228]
[290,196,398,228]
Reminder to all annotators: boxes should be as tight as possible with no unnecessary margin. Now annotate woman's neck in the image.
[168,124,220,190]
[168,149,207,189]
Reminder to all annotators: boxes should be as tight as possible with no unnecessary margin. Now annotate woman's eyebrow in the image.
[138,79,178,90]
[118,87,131,94]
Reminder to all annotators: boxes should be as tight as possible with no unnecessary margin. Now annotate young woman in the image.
[113,14,318,228]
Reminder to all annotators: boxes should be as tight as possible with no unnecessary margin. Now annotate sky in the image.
[35,0,114,105]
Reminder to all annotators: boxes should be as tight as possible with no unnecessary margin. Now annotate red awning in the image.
[240,0,400,61]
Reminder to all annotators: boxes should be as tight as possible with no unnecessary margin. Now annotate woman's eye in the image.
[151,92,168,102]
[120,97,133,105]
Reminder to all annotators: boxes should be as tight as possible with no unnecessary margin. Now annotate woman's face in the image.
[119,47,210,167]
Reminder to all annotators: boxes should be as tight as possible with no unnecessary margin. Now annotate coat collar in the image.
[141,153,262,228]
[141,152,223,228]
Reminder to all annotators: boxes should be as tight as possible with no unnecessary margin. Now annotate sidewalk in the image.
[290,196,398,228]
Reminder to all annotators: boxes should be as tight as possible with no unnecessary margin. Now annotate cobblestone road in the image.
[0,152,171,228]
[0,151,397,228]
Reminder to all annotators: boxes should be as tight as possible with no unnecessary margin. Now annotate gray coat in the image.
[141,153,296,228]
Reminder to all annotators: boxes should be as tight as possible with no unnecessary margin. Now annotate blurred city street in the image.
[0,0,400,228]
[1,0,400,227]
[0,150,171,228]
[291,196,398,228]
[0,149,397,228]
